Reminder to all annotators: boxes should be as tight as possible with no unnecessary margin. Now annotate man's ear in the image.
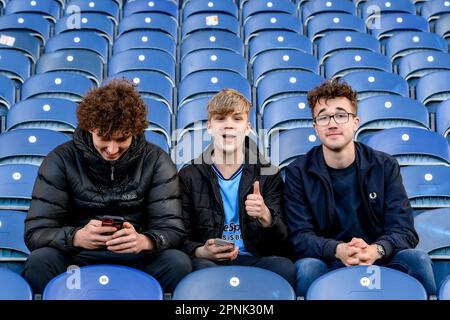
[206,120,211,134]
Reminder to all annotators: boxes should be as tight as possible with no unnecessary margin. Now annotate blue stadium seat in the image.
[108,49,175,85]
[415,208,450,293]
[124,0,178,20]
[243,13,302,44]
[173,266,295,300]
[361,0,415,22]
[248,31,312,64]
[401,166,450,209]
[55,13,115,44]
[180,49,247,81]
[256,70,323,113]
[108,71,173,111]
[421,0,450,26]
[144,130,169,154]
[253,49,318,86]
[43,265,164,300]
[0,49,31,84]
[365,127,450,166]
[21,71,95,102]
[36,49,104,86]
[398,51,450,87]
[356,95,429,142]
[0,267,32,300]
[0,30,41,64]
[440,276,450,300]
[270,127,320,170]
[307,266,427,300]
[0,210,29,268]
[307,13,365,41]
[182,13,239,41]
[436,99,450,141]
[263,96,313,149]
[415,70,450,111]
[5,0,61,23]
[0,128,70,165]
[0,75,15,121]
[180,30,243,61]
[0,13,51,44]
[324,50,391,79]
[183,0,238,20]
[118,12,178,39]
[316,31,380,65]
[341,70,409,100]
[0,163,38,210]
[67,0,120,25]
[178,70,251,109]
[434,13,450,46]
[144,97,171,146]
[301,0,356,27]
[45,31,109,64]
[173,129,212,168]
[6,98,78,133]
[113,30,176,59]
[386,31,448,67]
[243,0,296,24]
[367,13,428,42]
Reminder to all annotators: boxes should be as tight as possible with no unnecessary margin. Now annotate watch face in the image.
[377,244,385,257]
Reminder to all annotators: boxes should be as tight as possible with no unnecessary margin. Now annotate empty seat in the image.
[243,13,302,44]
[144,97,171,147]
[0,49,31,84]
[5,0,60,23]
[0,210,29,266]
[182,13,239,41]
[0,163,38,210]
[307,266,427,300]
[361,0,415,22]
[173,266,295,300]
[183,0,238,21]
[307,13,365,41]
[124,0,178,20]
[367,13,428,42]
[0,30,41,64]
[144,130,169,154]
[113,30,176,59]
[301,0,356,27]
[440,276,450,300]
[0,75,15,120]
[243,0,296,24]
[43,265,164,300]
[421,0,450,26]
[364,127,450,166]
[436,99,450,140]
[415,70,450,111]
[435,14,450,45]
[0,267,32,300]
[118,12,177,39]
[67,0,120,25]
[0,13,51,45]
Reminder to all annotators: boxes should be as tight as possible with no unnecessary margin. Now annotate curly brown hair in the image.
[307,79,358,116]
[77,79,148,138]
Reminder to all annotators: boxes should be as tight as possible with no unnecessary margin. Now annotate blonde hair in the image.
[207,89,251,120]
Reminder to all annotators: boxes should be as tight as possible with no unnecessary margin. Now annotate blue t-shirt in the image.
[212,164,251,256]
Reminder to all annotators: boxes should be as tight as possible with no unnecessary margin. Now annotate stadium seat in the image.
[0,210,29,269]
[113,30,176,59]
[415,208,450,294]
[0,49,31,85]
[360,0,415,22]
[0,75,15,123]
[243,13,302,44]
[45,31,109,64]
[36,49,104,86]
[421,0,450,28]
[436,99,450,140]
[355,95,430,142]
[144,130,169,154]
[0,30,41,64]
[173,129,212,168]
[307,13,365,42]
[5,0,61,23]
[180,49,247,81]
[144,97,171,146]
[270,127,320,170]
[180,30,243,61]
[0,163,38,210]
[108,49,175,86]
[183,0,238,21]
[256,70,324,113]
[434,14,450,46]
[415,70,450,111]
[43,265,164,300]
[178,70,251,109]
[124,0,178,20]
[307,266,427,300]
[55,13,115,44]
[364,127,450,166]
[316,31,380,65]
[182,13,239,41]
[440,276,450,300]
[243,0,296,24]
[6,98,78,133]
[0,267,32,300]
[401,165,450,210]
[0,128,70,166]
[367,13,428,42]
[67,0,120,25]
[248,31,312,65]
[118,12,178,39]
[21,72,95,102]
[301,0,356,27]
[341,70,409,100]
[324,50,391,79]
[172,266,296,300]
[0,13,51,45]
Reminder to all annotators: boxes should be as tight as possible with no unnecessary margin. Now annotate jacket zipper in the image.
[110,165,115,181]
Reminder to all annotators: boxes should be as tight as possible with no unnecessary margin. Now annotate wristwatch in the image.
[376,244,386,259]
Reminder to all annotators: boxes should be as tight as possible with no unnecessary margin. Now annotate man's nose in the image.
[106,141,119,154]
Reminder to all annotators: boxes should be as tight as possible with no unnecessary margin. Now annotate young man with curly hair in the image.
[23,80,191,294]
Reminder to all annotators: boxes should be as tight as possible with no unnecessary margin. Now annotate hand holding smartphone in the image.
[101,215,125,231]
[214,238,235,249]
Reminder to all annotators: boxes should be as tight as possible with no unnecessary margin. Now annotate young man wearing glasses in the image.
[284,79,436,298]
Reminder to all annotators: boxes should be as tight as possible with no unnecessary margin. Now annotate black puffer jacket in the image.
[25,127,185,253]
[179,138,292,258]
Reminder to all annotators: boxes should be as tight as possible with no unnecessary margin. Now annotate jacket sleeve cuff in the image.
[375,240,394,259]
[324,240,343,261]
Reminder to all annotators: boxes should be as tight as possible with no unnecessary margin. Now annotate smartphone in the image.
[101,215,125,229]
[214,238,235,248]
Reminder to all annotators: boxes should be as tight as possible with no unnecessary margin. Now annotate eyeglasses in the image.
[313,112,356,126]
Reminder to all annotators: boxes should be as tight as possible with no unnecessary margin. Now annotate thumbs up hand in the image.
[245,181,272,227]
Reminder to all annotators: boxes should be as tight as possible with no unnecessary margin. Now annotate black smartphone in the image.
[101,215,125,229]
[214,238,235,248]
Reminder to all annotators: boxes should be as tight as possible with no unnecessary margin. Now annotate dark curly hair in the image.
[307,79,358,116]
[77,79,148,138]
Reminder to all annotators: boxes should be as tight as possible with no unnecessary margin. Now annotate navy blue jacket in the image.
[284,142,418,262]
